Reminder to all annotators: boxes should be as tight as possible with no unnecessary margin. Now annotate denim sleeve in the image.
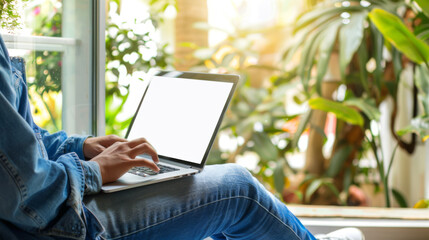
[81,160,103,195]
[39,130,102,193]
[39,130,103,193]
[0,45,102,238]
[40,129,90,161]
[0,91,104,239]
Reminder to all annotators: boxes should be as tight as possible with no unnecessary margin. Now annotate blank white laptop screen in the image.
[127,76,234,164]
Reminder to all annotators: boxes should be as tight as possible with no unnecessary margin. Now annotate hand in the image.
[83,135,127,159]
[90,138,160,184]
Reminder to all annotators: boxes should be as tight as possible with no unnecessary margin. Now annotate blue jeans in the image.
[84,164,316,240]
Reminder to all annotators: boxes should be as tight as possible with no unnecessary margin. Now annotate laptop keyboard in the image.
[129,164,179,177]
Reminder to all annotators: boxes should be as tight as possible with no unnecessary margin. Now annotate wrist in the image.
[83,136,94,160]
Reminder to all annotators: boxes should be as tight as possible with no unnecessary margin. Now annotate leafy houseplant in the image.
[191,0,429,208]
[189,24,306,197]
[285,0,429,207]
[368,1,429,207]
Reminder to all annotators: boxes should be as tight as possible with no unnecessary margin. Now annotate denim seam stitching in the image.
[0,151,27,199]
[84,205,107,238]
[71,152,86,200]
[0,151,45,226]
[108,195,302,240]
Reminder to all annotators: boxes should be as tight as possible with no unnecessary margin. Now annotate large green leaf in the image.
[415,64,429,115]
[316,20,342,95]
[308,97,364,126]
[357,38,370,93]
[297,17,341,91]
[369,8,429,64]
[392,188,408,208]
[299,26,328,92]
[390,47,402,97]
[273,162,286,194]
[415,0,429,17]
[371,22,384,91]
[305,179,323,203]
[325,145,353,177]
[288,110,312,150]
[345,98,381,121]
[295,8,338,34]
[295,7,338,33]
[339,11,367,79]
[397,115,429,141]
[252,132,278,162]
[295,6,364,34]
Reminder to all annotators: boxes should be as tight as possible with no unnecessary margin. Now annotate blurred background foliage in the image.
[23,0,173,134]
[23,0,63,133]
[190,0,429,208]
[104,0,172,135]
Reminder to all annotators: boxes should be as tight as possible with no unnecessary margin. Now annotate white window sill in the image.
[289,205,429,240]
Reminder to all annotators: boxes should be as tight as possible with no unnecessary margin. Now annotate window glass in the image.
[3,0,95,135]
[6,1,63,132]
[104,0,173,136]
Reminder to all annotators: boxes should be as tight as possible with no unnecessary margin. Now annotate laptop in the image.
[101,71,239,193]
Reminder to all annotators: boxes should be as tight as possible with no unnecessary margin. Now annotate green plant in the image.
[0,0,29,29]
[105,0,172,136]
[4,0,173,134]
[368,1,429,208]
[188,23,317,198]
[3,1,65,133]
[369,6,429,139]
[26,3,63,132]
[284,0,429,207]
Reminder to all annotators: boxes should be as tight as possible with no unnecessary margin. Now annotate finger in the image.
[104,135,128,145]
[127,137,148,148]
[138,141,158,162]
[128,142,159,163]
[128,158,160,172]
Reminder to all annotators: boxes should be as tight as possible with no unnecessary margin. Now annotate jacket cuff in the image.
[80,160,102,195]
[66,135,90,160]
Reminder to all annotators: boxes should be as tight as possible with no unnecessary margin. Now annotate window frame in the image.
[3,0,106,136]
[93,0,106,136]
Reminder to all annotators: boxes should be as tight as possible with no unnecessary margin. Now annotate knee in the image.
[219,164,260,191]
[222,163,252,179]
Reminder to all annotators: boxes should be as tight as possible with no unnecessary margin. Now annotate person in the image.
[0,33,364,240]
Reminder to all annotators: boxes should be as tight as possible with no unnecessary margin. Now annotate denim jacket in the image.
[0,35,104,239]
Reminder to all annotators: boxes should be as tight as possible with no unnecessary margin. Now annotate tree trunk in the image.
[174,0,208,71]
[304,81,339,175]
[304,51,341,175]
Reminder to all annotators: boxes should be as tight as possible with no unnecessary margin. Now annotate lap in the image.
[83,164,255,239]
[84,164,313,240]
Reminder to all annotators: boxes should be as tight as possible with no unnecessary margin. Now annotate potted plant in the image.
[283,0,429,207]
[369,1,429,208]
